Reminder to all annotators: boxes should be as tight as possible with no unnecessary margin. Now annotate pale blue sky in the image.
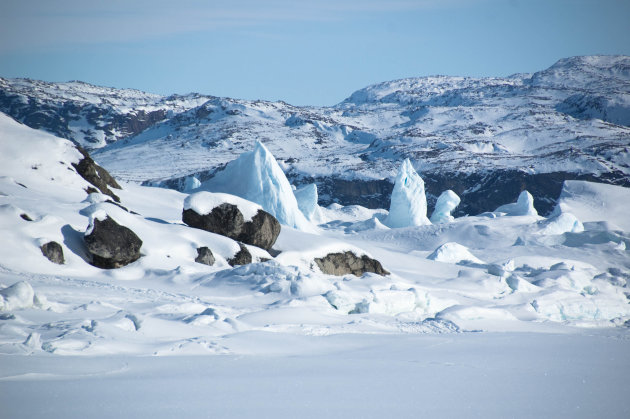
[1,0,629,105]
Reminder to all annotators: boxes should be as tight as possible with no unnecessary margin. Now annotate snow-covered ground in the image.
[1,113,630,417]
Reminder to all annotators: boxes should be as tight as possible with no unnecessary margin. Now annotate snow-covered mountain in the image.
[2,55,629,215]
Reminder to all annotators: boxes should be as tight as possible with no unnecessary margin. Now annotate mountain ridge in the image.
[1,55,629,215]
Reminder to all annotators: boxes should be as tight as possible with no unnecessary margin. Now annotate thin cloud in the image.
[0,0,480,52]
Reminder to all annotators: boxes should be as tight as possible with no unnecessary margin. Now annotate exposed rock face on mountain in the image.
[84,216,142,269]
[0,78,211,149]
[40,241,64,265]
[72,147,122,202]
[2,56,629,215]
[314,251,389,277]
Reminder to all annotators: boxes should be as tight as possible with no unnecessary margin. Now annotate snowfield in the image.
[1,104,630,417]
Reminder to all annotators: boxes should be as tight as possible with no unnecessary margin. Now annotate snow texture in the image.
[495,190,538,216]
[199,141,316,232]
[385,159,431,228]
[430,190,460,223]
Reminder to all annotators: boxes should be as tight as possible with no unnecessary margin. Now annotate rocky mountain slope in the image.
[2,55,629,215]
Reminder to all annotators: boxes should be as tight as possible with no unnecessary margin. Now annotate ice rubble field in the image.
[1,114,630,418]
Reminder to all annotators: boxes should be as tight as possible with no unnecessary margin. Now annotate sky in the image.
[1,0,629,106]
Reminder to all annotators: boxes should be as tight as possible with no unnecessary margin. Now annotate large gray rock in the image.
[314,251,389,277]
[84,216,142,269]
[40,241,64,264]
[195,246,215,266]
[183,203,280,251]
[72,147,122,202]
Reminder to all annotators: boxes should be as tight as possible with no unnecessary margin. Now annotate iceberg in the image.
[385,159,431,228]
[199,141,316,232]
[430,190,460,224]
[183,176,201,193]
[294,183,325,223]
[494,190,538,216]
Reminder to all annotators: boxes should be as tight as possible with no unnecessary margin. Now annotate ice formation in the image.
[494,190,538,216]
[199,141,316,232]
[183,176,201,192]
[294,183,324,223]
[385,159,431,228]
[430,190,461,224]
[537,212,584,235]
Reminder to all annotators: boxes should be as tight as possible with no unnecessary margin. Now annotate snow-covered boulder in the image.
[84,215,143,269]
[314,251,389,277]
[494,190,538,216]
[294,183,324,223]
[183,192,281,251]
[199,141,316,232]
[227,243,252,266]
[385,159,431,228]
[430,190,461,224]
[427,242,484,264]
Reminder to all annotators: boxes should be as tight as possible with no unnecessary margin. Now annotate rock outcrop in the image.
[183,203,280,251]
[84,216,142,269]
[227,243,252,266]
[72,147,122,202]
[314,251,389,277]
[195,246,215,266]
[40,241,64,264]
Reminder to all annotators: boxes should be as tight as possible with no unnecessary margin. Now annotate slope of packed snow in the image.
[553,180,630,232]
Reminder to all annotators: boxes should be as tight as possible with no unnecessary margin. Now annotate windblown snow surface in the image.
[1,113,630,418]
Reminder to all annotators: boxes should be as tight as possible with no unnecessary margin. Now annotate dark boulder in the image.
[183,203,280,251]
[227,243,252,267]
[40,241,64,264]
[72,147,122,202]
[84,216,142,269]
[20,213,33,221]
[195,246,215,266]
[314,251,389,277]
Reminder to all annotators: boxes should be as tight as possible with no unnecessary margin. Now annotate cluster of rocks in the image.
[39,147,388,276]
[182,198,280,267]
